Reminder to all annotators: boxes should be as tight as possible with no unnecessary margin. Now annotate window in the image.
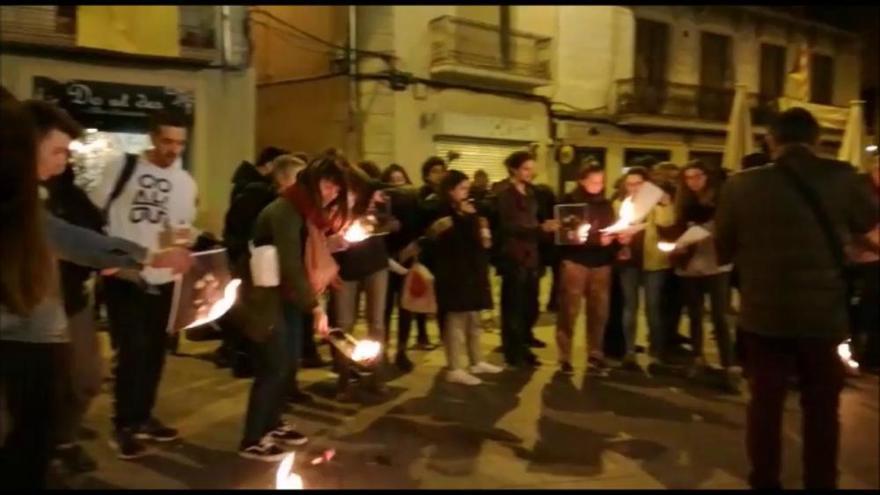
[811,53,834,105]
[635,19,669,83]
[760,44,787,99]
[699,32,734,120]
[624,148,671,169]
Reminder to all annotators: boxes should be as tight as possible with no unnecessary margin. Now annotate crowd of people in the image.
[1,82,878,490]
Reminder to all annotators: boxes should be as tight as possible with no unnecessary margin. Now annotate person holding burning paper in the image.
[555,163,618,375]
[614,166,675,369]
[239,155,348,461]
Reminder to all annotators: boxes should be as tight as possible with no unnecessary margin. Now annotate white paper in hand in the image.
[249,243,280,287]
[601,182,666,234]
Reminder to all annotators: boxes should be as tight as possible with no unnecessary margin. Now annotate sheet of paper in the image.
[675,225,712,248]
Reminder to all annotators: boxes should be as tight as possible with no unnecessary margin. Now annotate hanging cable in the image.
[249,18,338,55]
[249,7,396,62]
[257,72,348,88]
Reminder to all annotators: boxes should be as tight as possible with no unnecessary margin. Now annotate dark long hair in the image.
[675,161,720,224]
[0,96,54,315]
[439,169,470,208]
[295,155,350,233]
[380,163,412,185]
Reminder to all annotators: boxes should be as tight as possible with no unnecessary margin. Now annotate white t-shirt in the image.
[89,151,197,285]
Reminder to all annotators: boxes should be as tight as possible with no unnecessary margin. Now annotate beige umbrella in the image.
[838,100,868,171]
[722,84,755,172]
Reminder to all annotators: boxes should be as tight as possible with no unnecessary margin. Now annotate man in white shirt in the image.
[89,110,197,460]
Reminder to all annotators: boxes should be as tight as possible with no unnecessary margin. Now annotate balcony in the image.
[0,6,219,64]
[429,15,552,91]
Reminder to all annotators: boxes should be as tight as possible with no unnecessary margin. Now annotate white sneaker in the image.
[469,362,503,374]
[446,369,482,385]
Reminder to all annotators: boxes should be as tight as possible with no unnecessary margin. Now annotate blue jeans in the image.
[241,301,302,447]
[619,267,668,357]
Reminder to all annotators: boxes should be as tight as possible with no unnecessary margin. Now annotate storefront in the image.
[1,53,255,234]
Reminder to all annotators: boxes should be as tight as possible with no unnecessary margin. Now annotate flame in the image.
[343,220,370,243]
[576,223,591,243]
[184,278,242,330]
[602,197,635,233]
[837,339,860,370]
[658,242,676,253]
[351,339,381,362]
[275,453,303,490]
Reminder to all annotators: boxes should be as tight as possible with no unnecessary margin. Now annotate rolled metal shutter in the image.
[434,138,529,184]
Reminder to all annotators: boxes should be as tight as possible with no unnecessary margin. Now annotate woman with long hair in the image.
[425,170,502,385]
[671,161,736,392]
[239,155,346,461]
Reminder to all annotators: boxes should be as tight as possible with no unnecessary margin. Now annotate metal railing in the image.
[429,15,552,81]
[0,6,218,59]
[615,78,781,124]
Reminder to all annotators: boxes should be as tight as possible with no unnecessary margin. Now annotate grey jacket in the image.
[715,145,879,340]
[0,211,147,344]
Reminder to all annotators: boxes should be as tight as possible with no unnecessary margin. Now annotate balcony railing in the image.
[0,6,218,62]
[615,78,783,125]
[429,15,552,87]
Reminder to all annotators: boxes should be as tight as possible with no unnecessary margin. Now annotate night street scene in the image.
[1,4,878,490]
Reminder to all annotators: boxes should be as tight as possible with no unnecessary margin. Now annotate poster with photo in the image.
[554,203,590,245]
[167,248,241,334]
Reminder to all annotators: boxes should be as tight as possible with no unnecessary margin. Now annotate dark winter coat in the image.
[558,187,618,268]
[428,211,493,312]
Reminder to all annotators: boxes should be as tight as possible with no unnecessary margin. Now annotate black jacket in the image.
[224,173,276,266]
[44,168,105,315]
[428,211,493,312]
[558,188,617,267]
[229,161,271,203]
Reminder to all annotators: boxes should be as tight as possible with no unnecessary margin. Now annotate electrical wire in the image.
[249,7,395,62]
[249,18,338,55]
[257,72,348,88]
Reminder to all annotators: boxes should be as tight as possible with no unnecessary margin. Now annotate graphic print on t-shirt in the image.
[130,173,172,224]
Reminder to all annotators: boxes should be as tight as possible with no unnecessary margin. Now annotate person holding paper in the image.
[555,163,617,374]
[239,156,345,461]
[496,151,559,368]
[86,110,198,460]
[614,167,675,368]
[671,162,736,393]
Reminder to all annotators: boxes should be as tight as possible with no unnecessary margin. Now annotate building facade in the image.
[254,5,863,192]
[0,6,256,234]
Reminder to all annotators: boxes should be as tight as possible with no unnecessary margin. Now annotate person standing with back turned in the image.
[715,108,879,489]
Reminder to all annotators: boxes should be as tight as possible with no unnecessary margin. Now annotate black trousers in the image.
[103,277,174,430]
[500,265,540,366]
[742,332,844,489]
[0,340,69,489]
[383,271,429,353]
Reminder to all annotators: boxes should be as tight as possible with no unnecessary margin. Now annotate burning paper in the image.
[343,219,371,243]
[554,203,590,245]
[838,339,860,371]
[167,248,240,333]
[602,181,665,234]
[326,329,382,371]
[276,453,303,489]
[657,225,712,252]
[310,449,336,466]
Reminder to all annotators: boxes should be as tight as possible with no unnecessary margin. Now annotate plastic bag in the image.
[400,262,437,314]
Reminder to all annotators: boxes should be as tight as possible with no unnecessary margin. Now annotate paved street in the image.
[52,304,880,490]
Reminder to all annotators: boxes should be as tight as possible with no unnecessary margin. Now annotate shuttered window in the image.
[434,138,530,184]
